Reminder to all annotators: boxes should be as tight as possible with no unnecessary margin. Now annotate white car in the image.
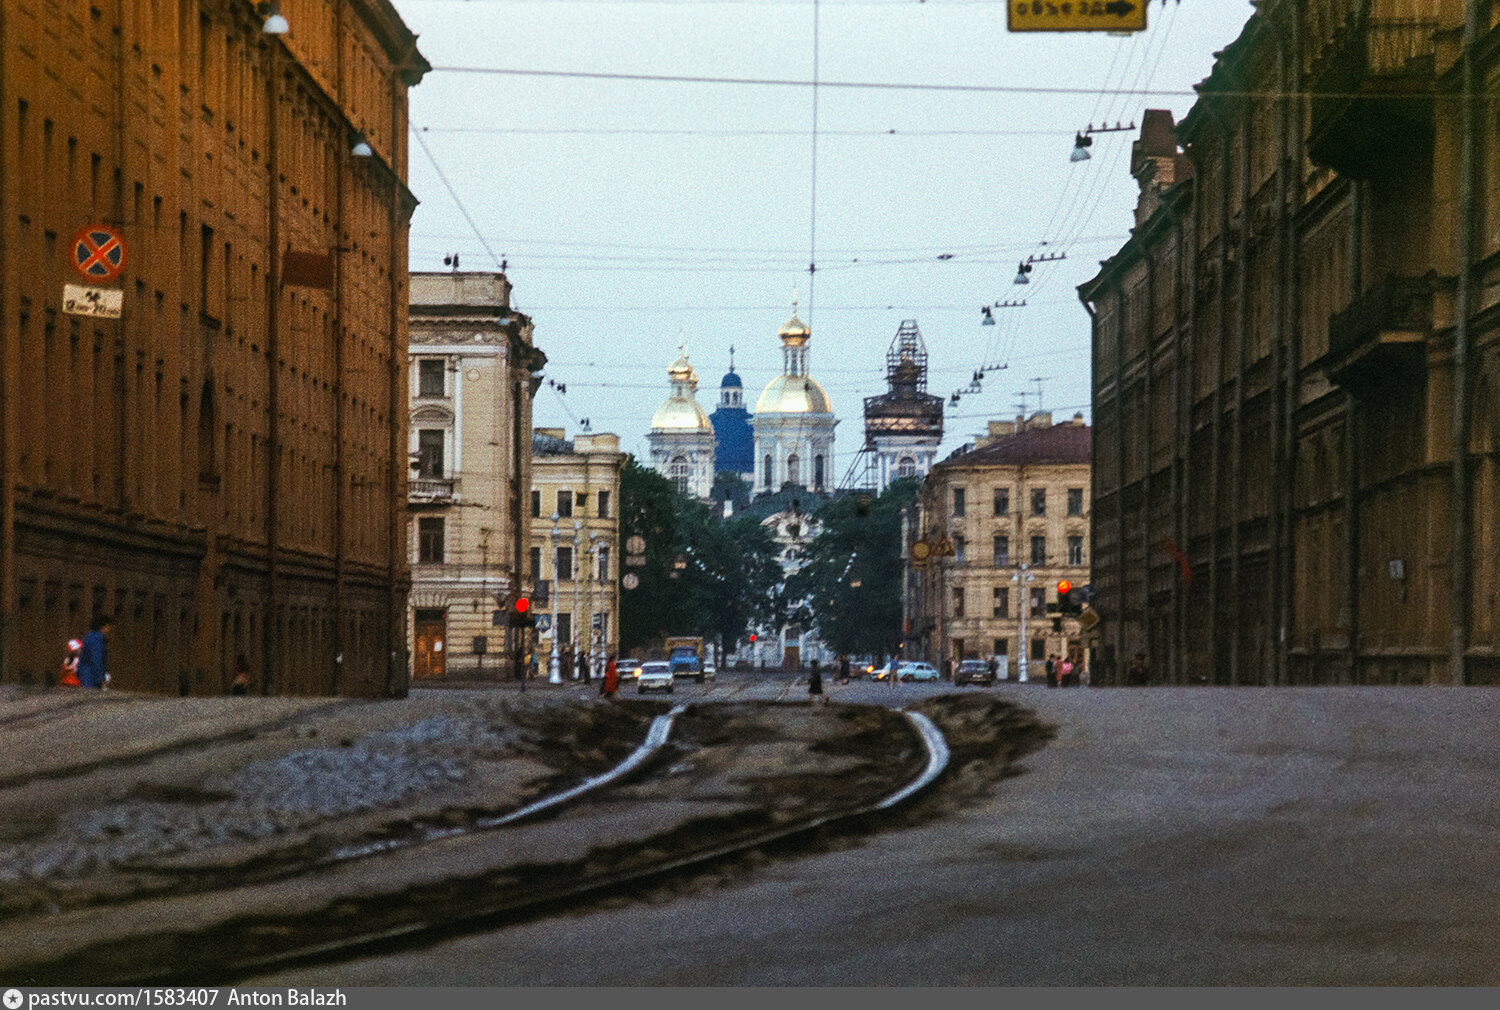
[636,660,674,694]
[899,661,941,683]
[617,658,644,681]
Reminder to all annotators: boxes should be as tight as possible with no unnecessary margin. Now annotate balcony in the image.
[1322,275,1432,399]
[1306,17,1438,179]
[409,476,457,502]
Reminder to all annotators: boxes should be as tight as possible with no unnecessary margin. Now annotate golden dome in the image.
[755,374,832,415]
[651,396,714,431]
[667,351,698,385]
[778,313,811,346]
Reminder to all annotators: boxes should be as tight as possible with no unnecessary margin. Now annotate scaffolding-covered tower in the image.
[843,320,945,492]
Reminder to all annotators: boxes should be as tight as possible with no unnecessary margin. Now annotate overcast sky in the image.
[391,0,1256,472]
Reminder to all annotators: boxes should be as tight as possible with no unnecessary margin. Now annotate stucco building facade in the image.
[909,414,1091,679]
[0,1,426,695]
[529,429,624,680]
[407,272,543,682]
[1083,1,1500,686]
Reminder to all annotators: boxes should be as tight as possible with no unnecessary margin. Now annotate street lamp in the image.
[548,515,562,683]
[1012,564,1036,682]
[572,520,583,679]
[588,530,605,681]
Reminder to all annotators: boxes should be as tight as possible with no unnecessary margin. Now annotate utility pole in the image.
[1013,564,1035,682]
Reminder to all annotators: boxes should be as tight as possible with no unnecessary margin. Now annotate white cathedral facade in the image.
[646,350,717,500]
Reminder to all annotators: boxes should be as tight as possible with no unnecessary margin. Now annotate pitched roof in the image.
[937,422,1091,469]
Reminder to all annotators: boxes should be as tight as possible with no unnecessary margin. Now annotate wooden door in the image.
[414,609,447,679]
[783,644,800,671]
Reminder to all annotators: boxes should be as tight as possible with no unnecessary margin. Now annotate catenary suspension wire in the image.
[410,124,506,271]
[808,0,820,320]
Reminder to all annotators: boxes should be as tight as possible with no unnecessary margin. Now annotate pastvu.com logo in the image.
[4,989,24,1010]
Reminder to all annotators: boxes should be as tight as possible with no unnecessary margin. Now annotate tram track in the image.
[4,699,964,986]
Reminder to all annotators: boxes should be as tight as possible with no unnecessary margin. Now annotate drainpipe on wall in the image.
[1451,0,1479,686]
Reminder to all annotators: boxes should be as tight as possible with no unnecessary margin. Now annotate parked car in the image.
[617,658,643,681]
[954,659,995,686]
[899,662,941,683]
[636,660,674,694]
[870,662,898,681]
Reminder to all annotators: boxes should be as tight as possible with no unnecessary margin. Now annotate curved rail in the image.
[23,704,950,985]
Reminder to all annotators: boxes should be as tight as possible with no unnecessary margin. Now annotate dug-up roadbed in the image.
[0,687,1050,985]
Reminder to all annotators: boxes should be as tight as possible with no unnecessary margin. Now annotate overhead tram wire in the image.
[808,0,821,321]
[410,124,505,271]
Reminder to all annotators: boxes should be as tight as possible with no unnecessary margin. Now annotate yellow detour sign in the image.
[1008,0,1146,32]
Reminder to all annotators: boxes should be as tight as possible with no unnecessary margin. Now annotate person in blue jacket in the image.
[78,613,113,689]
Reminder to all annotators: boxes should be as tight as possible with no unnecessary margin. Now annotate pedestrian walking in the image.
[808,659,825,703]
[77,614,112,690]
[1045,654,1057,689]
[987,654,998,683]
[1128,652,1148,686]
[839,653,851,686]
[1059,656,1075,688]
[601,654,619,698]
[60,638,82,687]
[230,654,252,695]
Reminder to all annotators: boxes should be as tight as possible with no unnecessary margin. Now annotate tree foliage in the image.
[618,456,782,655]
[785,478,919,657]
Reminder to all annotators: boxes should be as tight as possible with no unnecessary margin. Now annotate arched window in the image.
[787,453,800,487]
[898,456,916,478]
[813,454,825,489]
[669,455,691,494]
[763,453,774,488]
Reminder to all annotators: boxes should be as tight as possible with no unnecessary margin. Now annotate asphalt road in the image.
[243,682,1500,985]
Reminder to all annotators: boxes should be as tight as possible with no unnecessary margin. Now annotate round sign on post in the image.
[622,573,640,590]
[71,224,128,283]
[625,535,646,555]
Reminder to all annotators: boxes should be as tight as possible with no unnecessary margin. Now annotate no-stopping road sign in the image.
[71,224,128,283]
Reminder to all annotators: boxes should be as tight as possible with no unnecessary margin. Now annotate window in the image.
[952,487,966,517]
[1030,535,1046,565]
[556,545,573,581]
[557,489,573,518]
[787,453,801,487]
[898,456,916,478]
[1031,488,1047,515]
[952,586,965,618]
[1029,587,1045,617]
[557,611,572,645]
[993,535,1010,566]
[529,546,541,581]
[596,489,610,517]
[418,517,444,564]
[992,586,1009,618]
[1031,637,1046,661]
[418,359,445,397]
[953,535,966,566]
[1068,535,1084,565]
[669,456,691,494]
[597,546,610,581]
[416,429,444,478]
[993,638,1008,658]
[1067,487,1084,517]
[993,487,1009,516]
[813,454,825,489]
[530,489,541,518]
[763,453,774,487]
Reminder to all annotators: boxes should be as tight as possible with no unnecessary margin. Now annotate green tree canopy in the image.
[618,457,782,655]
[785,478,919,658]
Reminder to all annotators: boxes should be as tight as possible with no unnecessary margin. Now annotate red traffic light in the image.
[513,596,531,614]
[748,633,757,643]
[1056,580,1072,596]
